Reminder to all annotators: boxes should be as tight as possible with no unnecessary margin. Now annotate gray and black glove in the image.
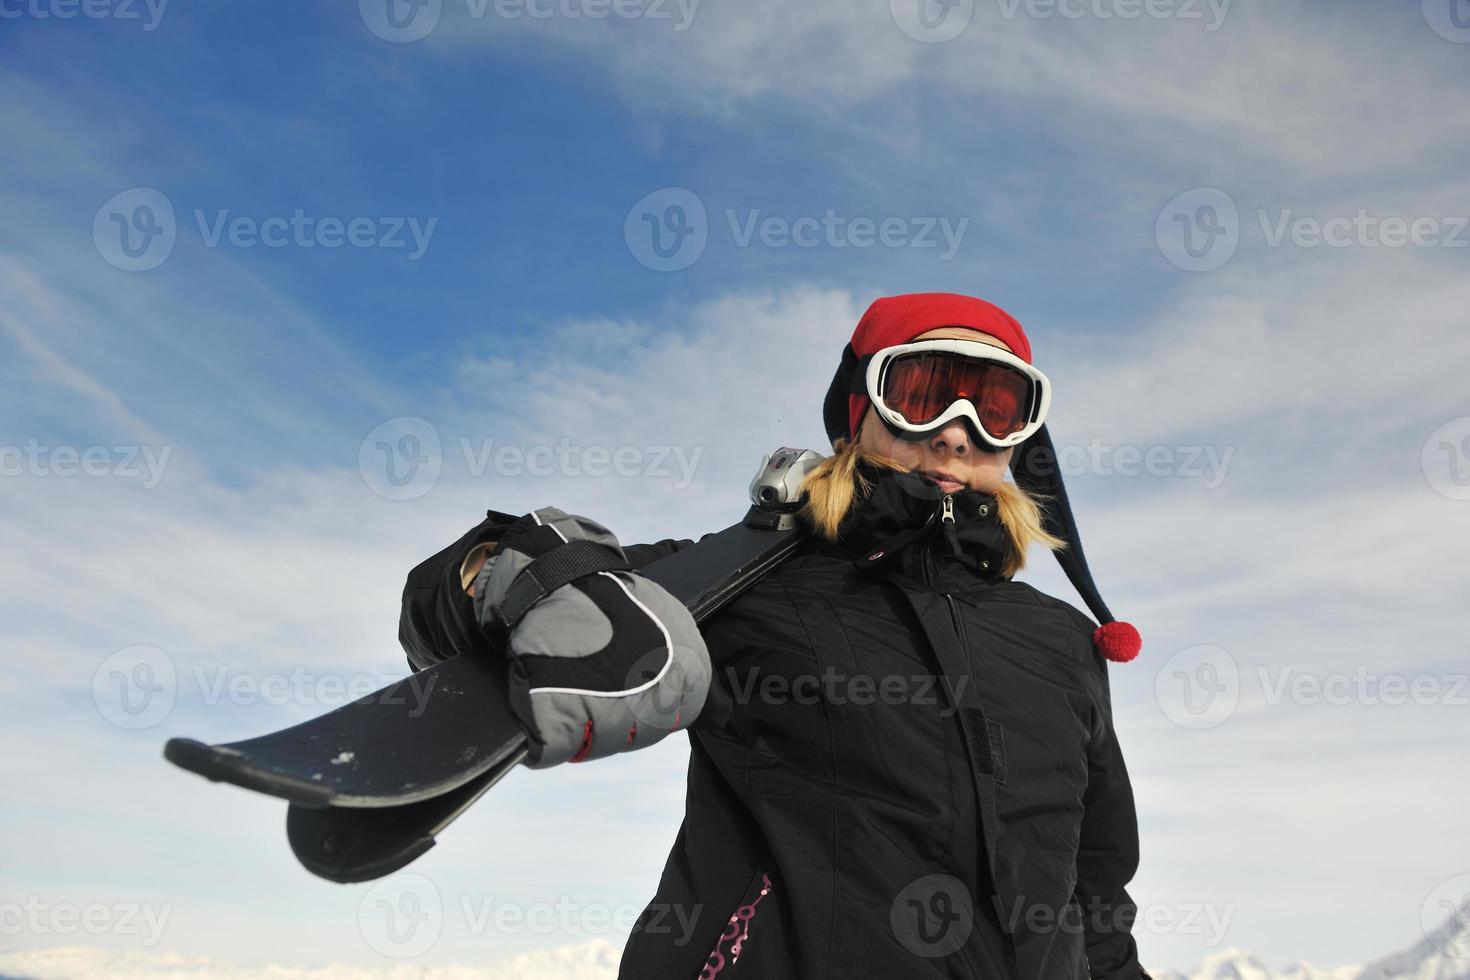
[472,507,710,768]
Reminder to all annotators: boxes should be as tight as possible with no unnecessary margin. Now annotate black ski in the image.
[164,448,821,877]
[285,743,520,883]
[163,649,524,808]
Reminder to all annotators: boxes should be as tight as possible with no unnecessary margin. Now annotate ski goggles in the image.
[863,339,1051,448]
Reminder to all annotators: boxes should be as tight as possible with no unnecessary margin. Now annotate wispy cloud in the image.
[428,2,1470,178]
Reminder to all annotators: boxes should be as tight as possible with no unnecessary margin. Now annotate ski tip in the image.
[162,737,336,807]
[163,737,222,777]
[286,805,438,884]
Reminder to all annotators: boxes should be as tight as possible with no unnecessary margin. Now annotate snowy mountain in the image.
[1152,949,1364,980]
[1153,899,1470,980]
[1,901,1466,980]
[1357,898,1470,980]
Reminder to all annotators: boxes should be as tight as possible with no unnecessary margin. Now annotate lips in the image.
[920,470,967,492]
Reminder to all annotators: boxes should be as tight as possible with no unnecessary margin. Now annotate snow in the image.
[2,899,1466,980]
[0,939,621,980]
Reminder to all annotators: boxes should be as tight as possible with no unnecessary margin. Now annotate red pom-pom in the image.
[1093,620,1141,663]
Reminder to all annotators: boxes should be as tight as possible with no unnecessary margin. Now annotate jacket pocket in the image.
[697,870,774,980]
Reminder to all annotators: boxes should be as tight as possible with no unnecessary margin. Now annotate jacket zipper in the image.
[918,494,952,590]
[938,494,969,651]
[917,496,968,656]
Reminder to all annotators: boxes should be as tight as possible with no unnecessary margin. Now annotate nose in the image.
[928,420,972,458]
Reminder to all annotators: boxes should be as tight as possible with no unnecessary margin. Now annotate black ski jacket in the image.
[399,463,1146,980]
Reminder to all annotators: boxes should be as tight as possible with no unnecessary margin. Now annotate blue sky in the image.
[3,1,1470,976]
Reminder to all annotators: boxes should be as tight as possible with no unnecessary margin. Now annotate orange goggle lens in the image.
[881,351,1034,439]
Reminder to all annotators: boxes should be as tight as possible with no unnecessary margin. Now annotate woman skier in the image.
[398,292,1148,979]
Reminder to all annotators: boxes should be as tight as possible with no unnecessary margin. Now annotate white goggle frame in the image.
[864,338,1052,449]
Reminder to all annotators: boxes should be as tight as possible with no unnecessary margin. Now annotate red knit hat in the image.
[820,292,1141,664]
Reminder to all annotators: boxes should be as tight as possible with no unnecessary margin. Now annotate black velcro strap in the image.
[499,539,631,630]
[964,708,1008,786]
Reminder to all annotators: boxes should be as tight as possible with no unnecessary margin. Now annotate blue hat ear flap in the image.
[1011,425,1141,663]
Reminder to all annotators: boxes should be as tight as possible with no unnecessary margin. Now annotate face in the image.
[856,326,1017,494]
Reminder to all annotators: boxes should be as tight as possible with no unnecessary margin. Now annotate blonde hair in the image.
[799,437,1066,579]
